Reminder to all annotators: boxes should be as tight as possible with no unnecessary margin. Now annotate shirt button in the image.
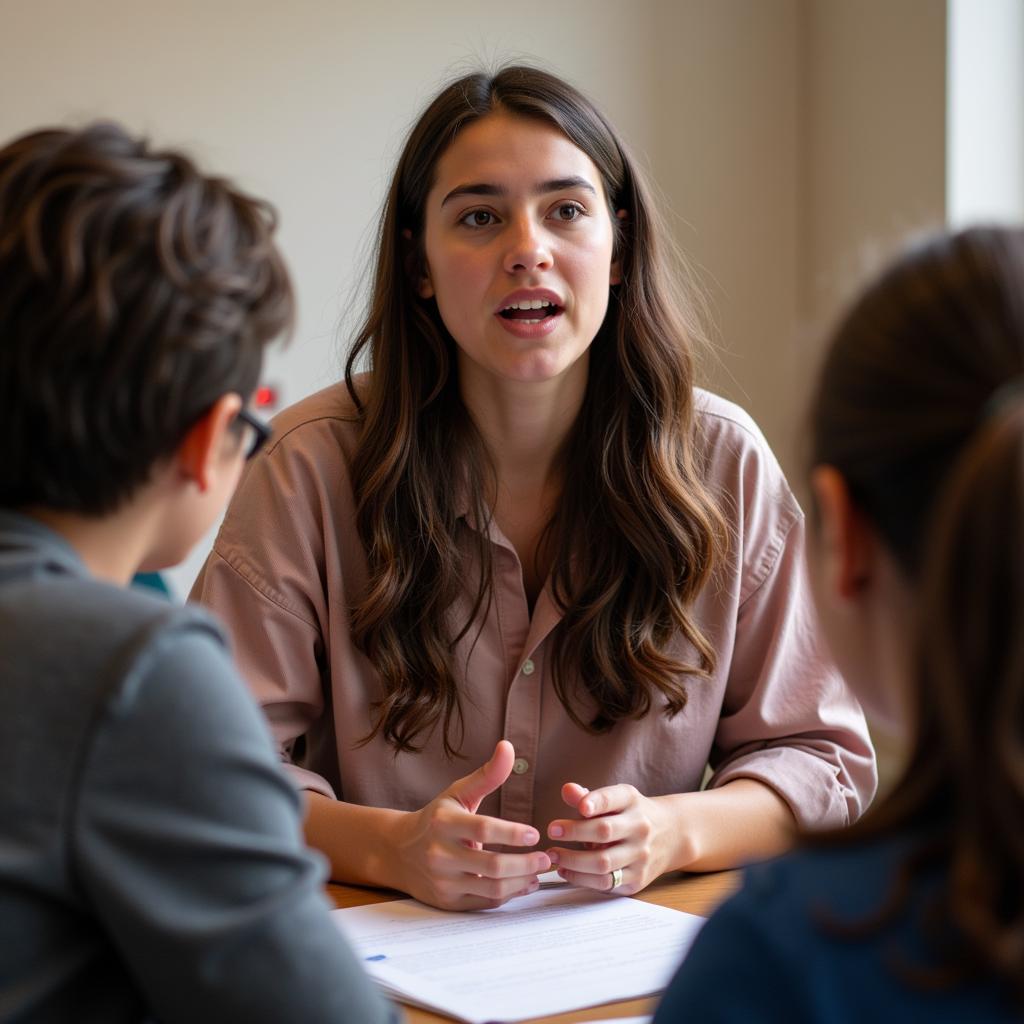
[521,659,535,676]
[512,757,529,775]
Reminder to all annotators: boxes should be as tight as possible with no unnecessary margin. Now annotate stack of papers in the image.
[331,881,705,1023]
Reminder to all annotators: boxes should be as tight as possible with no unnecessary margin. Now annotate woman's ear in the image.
[402,227,434,299]
[810,465,875,601]
[610,208,627,286]
[417,266,435,299]
[176,393,243,493]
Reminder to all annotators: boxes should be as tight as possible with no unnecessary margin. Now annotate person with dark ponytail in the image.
[656,225,1024,1020]
[193,65,875,911]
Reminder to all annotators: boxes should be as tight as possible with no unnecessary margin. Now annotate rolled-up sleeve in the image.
[708,510,877,829]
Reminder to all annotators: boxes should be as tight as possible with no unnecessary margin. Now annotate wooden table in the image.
[327,870,741,1023]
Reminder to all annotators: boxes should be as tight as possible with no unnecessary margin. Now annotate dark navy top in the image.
[655,835,1020,1022]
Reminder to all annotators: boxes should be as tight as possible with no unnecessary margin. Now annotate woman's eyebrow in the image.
[440,176,597,207]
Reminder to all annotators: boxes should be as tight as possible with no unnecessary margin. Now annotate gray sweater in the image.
[0,511,397,1023]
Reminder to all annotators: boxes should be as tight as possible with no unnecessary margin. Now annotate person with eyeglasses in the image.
[0,123,398,1024]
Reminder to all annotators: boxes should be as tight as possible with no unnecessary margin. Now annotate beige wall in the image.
[0,0,949,601]
[649,0,802,477]
[798,0,947,363]
[0,0,666,406]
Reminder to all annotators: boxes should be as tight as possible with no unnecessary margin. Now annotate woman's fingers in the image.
[546,841,630,876]
[555,862,637,896]
[574,783,637,818]
[425,861,542,906]
[560,781,589,808]
[547,784,640,844]
[544,783,669,898]
[421,828,549,908]
[397,743,563,909]
[459,870,542,901]
[449,844,551,880]
[548,814,621,844]
[548,834,645,896]
[401,785,551,907]
[446,740,516,814]
[443,806,541,849]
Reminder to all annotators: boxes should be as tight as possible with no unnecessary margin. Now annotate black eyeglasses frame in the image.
[236,407,272,460]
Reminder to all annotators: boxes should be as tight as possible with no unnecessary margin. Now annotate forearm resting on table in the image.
[658,778,797,873]
[304,792,406,889]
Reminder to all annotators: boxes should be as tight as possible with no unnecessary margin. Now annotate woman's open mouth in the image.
[498,299,563,324]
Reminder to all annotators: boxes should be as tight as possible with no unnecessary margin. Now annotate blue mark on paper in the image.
[365,954,388,961]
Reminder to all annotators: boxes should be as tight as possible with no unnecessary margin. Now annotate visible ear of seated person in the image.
[654,226,1024,1022]
[0,123,396,1024]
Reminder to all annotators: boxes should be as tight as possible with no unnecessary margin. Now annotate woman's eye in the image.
[553,203,584,222]
[460,210,496,227]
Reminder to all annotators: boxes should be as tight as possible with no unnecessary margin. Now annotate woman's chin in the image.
[489,350,589,386]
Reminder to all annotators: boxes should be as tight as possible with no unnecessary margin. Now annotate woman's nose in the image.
[503,216,553,274]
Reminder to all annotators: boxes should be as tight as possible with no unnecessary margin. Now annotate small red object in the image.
[254,385,278,409]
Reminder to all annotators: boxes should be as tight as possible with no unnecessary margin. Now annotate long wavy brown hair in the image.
[810,226,1024,1004]
[345,66,726,757]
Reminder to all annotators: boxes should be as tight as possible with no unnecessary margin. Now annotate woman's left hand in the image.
[545,782,678,896]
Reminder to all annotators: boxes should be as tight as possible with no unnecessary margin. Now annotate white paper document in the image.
[331,885,705,1023]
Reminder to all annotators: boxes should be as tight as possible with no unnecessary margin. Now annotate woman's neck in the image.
[458,353,588,493]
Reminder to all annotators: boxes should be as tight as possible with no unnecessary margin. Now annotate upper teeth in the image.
[504,299,552,311]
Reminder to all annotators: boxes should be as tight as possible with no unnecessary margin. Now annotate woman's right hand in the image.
[388,740,551,910]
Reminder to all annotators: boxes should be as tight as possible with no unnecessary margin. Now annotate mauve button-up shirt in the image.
[191,384,876,834]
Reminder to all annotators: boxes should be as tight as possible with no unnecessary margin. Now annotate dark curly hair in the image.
[0,122,293,515]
